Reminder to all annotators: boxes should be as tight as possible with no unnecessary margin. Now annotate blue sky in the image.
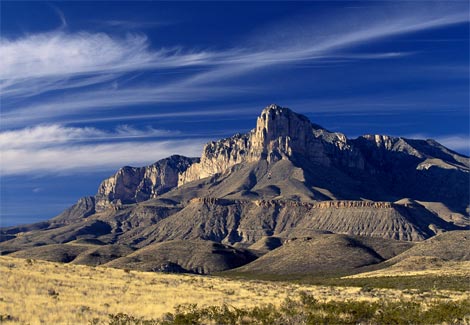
[1,1,469,226]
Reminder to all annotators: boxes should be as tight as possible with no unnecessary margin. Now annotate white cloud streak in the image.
[435,135,470,154]
[0,32,217,90]
[1,84,251,126]
[51,5,68,29]
[0,124,178,149]
[0,124,204,175]
[1,2,467,118]
[0,140,203,176]
[0,2,468,175]
[58,107,258,124]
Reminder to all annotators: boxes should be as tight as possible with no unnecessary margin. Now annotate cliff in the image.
[95,155,197,211]
[92,104,469,213]
[178,104,365,185]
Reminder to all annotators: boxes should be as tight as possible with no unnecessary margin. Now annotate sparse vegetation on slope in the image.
[105,240,257,274]
[234,234,413,276]
[149,293,470,325]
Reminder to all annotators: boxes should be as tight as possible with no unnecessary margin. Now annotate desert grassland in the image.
[345,259,470,279]
[0,256,469,324]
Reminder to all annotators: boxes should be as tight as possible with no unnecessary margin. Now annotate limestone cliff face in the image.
[94,104,469,212]
[95,155,197,211]
[179,104,365,185]
[177,133,252,185]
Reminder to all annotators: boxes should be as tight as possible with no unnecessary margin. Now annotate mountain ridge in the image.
[91,104,468,213]
[1,104,468,276]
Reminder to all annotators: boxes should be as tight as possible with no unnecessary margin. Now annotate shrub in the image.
[107,294,470,325]
[0,314,17,322]
[108,312,158,325]
[47,288,59,299]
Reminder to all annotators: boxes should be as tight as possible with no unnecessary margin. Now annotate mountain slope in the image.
[233,233,413,276]
[104,240,257,274]
[385,230,470,263]
[1,104,468,275]
[345,230,470,278]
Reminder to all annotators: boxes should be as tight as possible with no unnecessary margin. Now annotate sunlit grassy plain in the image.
[0,255,469,324]
[345,258,470,278]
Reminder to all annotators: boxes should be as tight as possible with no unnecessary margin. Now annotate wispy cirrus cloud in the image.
[0,124,178,149]
[0,2,468,176]
[434,135,470,154]
[1,1,467,120]
[0,140,204,176]
[0,31,219,98]
[0,124,204,175]
[48,4,68,29]
[1,84,251,126]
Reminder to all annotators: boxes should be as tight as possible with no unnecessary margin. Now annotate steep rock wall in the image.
[95,155,197,211]
[179,104,365,185]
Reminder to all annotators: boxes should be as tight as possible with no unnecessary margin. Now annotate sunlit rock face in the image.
[93,104,469,215]
[95,155,197,212]
[178,104,366,185]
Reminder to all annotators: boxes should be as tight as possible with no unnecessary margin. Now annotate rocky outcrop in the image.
[253,199,395,209]
[179,104,365,185]
[95,155,197,211]
[51,196,96,224]
[352,135,470,210]
[94,104,469,213]
[178,133,252,185]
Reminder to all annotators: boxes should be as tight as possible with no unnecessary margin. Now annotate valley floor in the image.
[0,255,469,324]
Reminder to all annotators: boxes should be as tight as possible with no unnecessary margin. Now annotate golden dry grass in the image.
[345,258,470,279]
[0,255,468,324]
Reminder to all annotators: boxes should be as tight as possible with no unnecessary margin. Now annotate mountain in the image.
[97,104,469,214]
[1,104,469,276]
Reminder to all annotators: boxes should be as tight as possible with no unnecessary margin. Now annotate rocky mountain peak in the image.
[257,104,295,123]
[256,104,312,137]
[96,102,322,205]
[252,104,312,157]
[3,104,468,261]
[91,104,469,212]
[178,104,361,185]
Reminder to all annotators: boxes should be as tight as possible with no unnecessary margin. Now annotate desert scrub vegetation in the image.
[104,292,470,324]
[0,256,469,324]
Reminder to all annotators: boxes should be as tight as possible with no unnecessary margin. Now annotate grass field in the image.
[0,255,469,324]
[345,258,470,278]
